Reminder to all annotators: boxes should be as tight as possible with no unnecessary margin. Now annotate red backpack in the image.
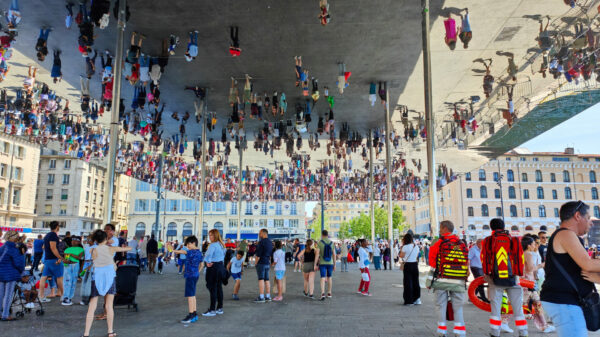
[482,230,524,286]
[434,236,469,280]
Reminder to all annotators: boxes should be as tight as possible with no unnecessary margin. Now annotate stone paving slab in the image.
[4,262,600,337]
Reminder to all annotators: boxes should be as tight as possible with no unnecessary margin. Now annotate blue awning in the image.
[182,230,192,237]
[225,233,258,240]
[166,230,177,236]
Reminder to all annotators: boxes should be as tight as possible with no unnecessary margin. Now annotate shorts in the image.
[319,264,333,278]
[42,259,64,278]
[256,264,270,281]
[302,261,315,273]
[90,279,116,298]
[184,276,199,297]
[231,272,242,281]
[275,270,285,280]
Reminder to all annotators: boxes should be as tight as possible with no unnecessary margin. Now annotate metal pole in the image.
[197,97,207,244]
[5,139,15,226]
[422,0,439,236]
[384,83,393,269]
[369,131,375,243]
[497,160,505,222]
[320,162,325,233]
[163,192,167,242]
[154,155,163,239]
[103,0,126,224]
[236,146,243,240]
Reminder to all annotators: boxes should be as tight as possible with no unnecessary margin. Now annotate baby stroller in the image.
[10,276,45,318]
[113,264,139,312]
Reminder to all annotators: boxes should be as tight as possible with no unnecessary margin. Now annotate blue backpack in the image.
[321,240,333,262]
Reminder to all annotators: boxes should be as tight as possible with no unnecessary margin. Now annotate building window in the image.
[535,170,543,182]
[64,160,71,169]
[496,207,503,217]
[494,189,500,199]
[94,179,98,189]
[539,205,547,218]
[168,200,179,212]
[44,205,52,215]
[261,202,267,215]
[85,191,89,202]
[552,189,557,200]
[523,189,529,199]
[510,205,517,217]
[49,159,56,169]
[466,188,473,198]
[493,172,499,182]
[47,174,55,185]
[231,202,237,215]
[12,188,21,206]
[61,189,68,200]
[521,173,528,182]
[550,173,556,182]
[555,208,560,218]
[135,199,149,212]
[480,186,488,198]
[289,219,299,228]
[214,202,226,212]
[274,219,284,228]
[507,170,514,182]
[291,202,297,215]
[508,186,516,199]
[564,187,572,200]
[594,206,600,218]
[525,208,531,217]
[203,202,211,212]
[276,202,282,215]
[590,171,597,183]
[46,189,53,200]
[13,167,22,181]
[467,207,474,217]
[465,172,471,181]
[592,188,599,200]
[229,219,237,228]
[245,202,252,215]
[563,170,570,182]
[62,174,70,185]
[479,169,486,181]
[537,187,544,199]
[481,204,489,217]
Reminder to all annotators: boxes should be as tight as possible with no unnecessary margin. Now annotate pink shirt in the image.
[444,18,457,41]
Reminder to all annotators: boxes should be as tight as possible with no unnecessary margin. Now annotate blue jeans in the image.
[373,256,381,270]
[62,263,79,300]
[39,28,50,41]
[11,0,18,11]
[256,264,270,281]
[178,260,186,273]
[140,258,148,270]
[126,253,137,265]
[0,281,16,319]
[541,301,588,337]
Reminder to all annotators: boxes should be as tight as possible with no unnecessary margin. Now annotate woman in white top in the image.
[399,233,421,305]
[357,239,372,296]
[82,230,131,337]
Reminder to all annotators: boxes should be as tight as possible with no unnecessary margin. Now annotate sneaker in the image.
[327,293,332,298]
[215,308,223,315]
[79,301,85,306]
[543,325,556,333]
[320,294,326,301]
[308,294,314,300]
[232,294,239,301]
[180,313,195,323]
[303,291,308,297]
[500,323,514,333]
[361,292,372,296]
[414,298,422,305]
[39,297,51,303]
[357,290,363,294]
[61,298,72,306]
[25,302,35,309]
[265,296,272,302]
[253,297,265,303]
[202,310,216,317]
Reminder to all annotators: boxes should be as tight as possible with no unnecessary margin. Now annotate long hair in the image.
[306,239,313,251]
[209,229,224,246]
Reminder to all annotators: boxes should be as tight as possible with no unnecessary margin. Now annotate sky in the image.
[520,102,600,154]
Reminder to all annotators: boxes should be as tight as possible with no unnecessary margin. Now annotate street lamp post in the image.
[496,160,505,222]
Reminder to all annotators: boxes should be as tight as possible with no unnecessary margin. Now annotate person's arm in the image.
[110,246,132,253]
[314,248,320,270]
[399,245,406,259]
[227,261,232,271]
[524,252,535,277]
[559,230,600,272]
[49,241,62,262]
[582,271,600,283]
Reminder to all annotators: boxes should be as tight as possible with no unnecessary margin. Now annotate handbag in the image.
[400,245,416,271]
[553,253,600,331]
[80,267,93,305]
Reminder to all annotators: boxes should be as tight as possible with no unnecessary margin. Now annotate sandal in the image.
[108,332,117,337]
[95,314,107,320]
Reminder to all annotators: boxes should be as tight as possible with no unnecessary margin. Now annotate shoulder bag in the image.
[552,251,600,331]
[400,244,416,271]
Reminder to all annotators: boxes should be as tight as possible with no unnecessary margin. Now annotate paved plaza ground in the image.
[5,261,599,337]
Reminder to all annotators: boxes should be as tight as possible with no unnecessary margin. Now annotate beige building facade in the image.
[34,153,131,236]
[0,134,41,232]
[128,180,307,242]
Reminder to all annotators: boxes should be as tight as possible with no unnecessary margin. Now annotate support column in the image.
[197,96,207,244]
[236,146,243,240]
[369,131,375,243]
[422,0,439,236]
[384,83,393,269]
[103,0,127,224]
[154,155,163,239]
[320,162,325,233]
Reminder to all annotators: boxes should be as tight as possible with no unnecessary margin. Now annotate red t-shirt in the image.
[225,242,237,249]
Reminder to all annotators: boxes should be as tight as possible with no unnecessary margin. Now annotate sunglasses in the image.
[574,200,585,213]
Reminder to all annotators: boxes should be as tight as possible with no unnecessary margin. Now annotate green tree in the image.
[338,204,407,240]
[309,215,329,240]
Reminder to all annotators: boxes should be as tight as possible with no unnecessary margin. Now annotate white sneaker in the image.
[39,297,51,303]
[500,323,514,333]
[25,302,35,309]
[543,325,556,333]
[414,298,422,305]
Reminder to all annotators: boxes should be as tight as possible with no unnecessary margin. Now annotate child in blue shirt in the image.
[227,250,244,300]
[171,236,203,324]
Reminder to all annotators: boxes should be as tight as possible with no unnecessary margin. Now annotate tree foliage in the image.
[338,204,407,240]
[309,215,329,240]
